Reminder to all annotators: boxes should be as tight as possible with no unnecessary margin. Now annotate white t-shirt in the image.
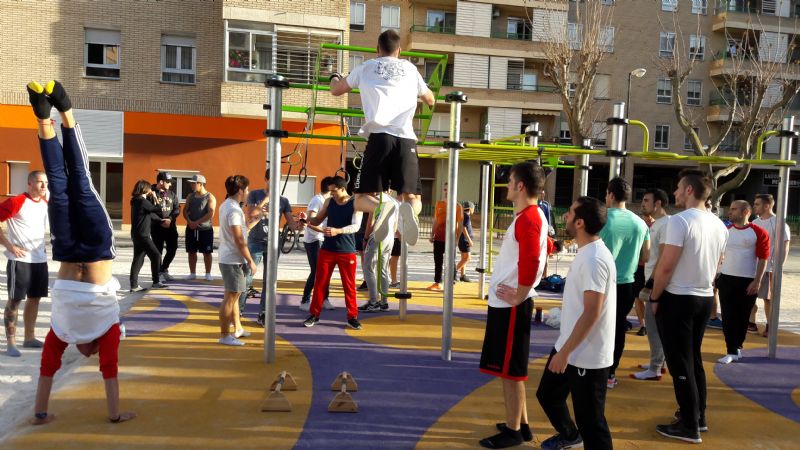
[555,239,617,369]
[51,277,120,344]
[303,193,327,243]
[218,198,247,264]
[720,223,770,278]
[664,208,728,296]
[346,56,431,140]
[0,193,49,263]
[644,215,670,280]
[752,215,791,272]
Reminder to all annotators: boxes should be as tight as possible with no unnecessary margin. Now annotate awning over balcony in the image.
[523,109,561,116]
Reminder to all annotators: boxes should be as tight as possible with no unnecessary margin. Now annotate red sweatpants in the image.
[310,249,358,319]
[40,324,121,379]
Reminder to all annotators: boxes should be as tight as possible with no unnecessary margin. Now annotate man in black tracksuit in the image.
[151,171,180,282]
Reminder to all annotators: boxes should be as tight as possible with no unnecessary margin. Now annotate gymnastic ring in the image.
[298,167,308,183]
[352,153,363,170]
[286,151,303,167]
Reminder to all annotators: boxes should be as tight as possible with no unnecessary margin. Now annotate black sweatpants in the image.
[610,282,635,376]
[433,240,445,284]
[151,225,178,272]
[655,290,713,431]
[717,274,757,355]
[536,349,613,450]
[131,237,161,286]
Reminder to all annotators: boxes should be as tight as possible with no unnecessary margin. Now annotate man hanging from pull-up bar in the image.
[329,29,436,246]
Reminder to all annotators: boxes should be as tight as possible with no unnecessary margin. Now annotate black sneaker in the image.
[358,303,381,313]
[495,423,533,442]
[257,312,265,328]
[673,409,708,432]
[378,301,389,311]
[357,281,368,291]
[347,318,362,330]
[479,428,523,449]
[247,287,260,298]
[636,326,647,336]
[303,315,319,328]
[151,282,169,289]
[540,432,583,450]
[460,274,471,282]
[656,423,702,444]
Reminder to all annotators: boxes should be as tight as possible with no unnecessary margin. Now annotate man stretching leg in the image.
[26,80,135,424]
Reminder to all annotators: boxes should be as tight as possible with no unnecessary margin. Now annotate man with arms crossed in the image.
[330,29,436,245]
[751,193,791,337]
[1,171,49,356]
[537,196,615,450]
[478,162,547,449]
[183,174,216,280]
[650,170,727,444]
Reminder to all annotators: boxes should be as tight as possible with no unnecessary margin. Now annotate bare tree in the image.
[658,8,800,208]
[526,0,615,199]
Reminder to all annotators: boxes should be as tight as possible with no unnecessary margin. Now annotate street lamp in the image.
[624,68,647,152]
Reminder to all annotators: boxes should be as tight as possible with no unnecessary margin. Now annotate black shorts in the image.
[6,260,48,300]
[185,227,214,254]
[353,133,421,195]
[355,232,365,252]
[480,298,533,380]
[458,239,471,253]
[391,237,401,257]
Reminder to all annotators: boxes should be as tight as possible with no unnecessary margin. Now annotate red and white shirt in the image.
[0,193,49,263]
[488,205,547,308]
[720,223,770,279]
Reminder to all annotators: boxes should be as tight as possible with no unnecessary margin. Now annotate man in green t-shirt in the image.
[599,177,650,389]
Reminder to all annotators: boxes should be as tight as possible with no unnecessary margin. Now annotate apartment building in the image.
[346,0,800,212]
[0,0,351,226]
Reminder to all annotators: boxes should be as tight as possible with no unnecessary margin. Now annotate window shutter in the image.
[487,107,522,139]
[456,1,491,37]
[531,9,567,42]
[51,109,124,157]
[454,54,488,88]
[85,29,120,45]
[489,56,508,90]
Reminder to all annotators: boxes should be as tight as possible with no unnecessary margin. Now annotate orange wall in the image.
[0,106,44,197]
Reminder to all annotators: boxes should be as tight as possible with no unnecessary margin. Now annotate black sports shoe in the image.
[27,82,51,119]
[43,80,72,112]
[541,432,583,450]
[656,423,702,444]
[378,301,389,311]
[357,281,368,291]
[480,428,523,449]
[347,318,362,330]
[358,302,381,313]
[151,282,169,289]
[257,312,265,327]
[495,423,533,442]
[303,315,319,328]
[247,287,260,298]
[673,409,708,432]
[636,326,647,336]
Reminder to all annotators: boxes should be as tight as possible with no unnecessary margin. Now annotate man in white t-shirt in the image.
[632,188,671,381]
[717,200,769,364]
[300,177,334,311]
[751,193,791,337]
[536,196,616,450]
[650,170,727,444]
[330,29,436,247]
[217,175,258,347]
[1,171,49,357]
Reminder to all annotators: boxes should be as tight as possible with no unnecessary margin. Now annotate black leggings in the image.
[717,274,757,355]
[131,237,161,286]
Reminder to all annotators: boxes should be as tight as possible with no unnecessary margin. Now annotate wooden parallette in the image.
[330,371,358,392]
[261,371,296,412]
[328,371,358,413]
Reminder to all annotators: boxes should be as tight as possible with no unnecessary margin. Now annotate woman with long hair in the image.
[129,179,167,291]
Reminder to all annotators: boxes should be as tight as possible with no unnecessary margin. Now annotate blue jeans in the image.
[39,125,115,262]
[302,240,328,303]
[239,240,264,315]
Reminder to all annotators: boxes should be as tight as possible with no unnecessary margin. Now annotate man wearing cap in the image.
[457,200,475,282]
[183,174,216,281]
[151,172,180,282]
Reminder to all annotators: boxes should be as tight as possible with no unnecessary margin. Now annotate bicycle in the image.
[280,222,301,254]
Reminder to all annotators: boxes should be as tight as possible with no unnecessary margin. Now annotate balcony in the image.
[455,86,562,110]
[713,0,797,33]
[406,24,547,59]
[710,51,800,80]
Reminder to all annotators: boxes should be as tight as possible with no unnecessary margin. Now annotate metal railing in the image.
[490,30,532,41]
[506,83,559,93]
[410,24,456,35]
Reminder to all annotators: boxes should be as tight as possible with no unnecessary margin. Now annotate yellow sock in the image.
[44,80,55,95]
[27,81,44,94]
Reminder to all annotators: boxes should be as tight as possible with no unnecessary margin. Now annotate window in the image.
[506,17,532,40]
[425,61,454,86]
[567,23,582,50]
[568,82,577,99]
[657,78,672,104]
[381,5,400,32]
[426,10,456,33]
[689,35,706,60]
[349,54,364,71]
[684,127,700,150]
[506,59,524,90]
[599,26,614,52]
[592,122,607,147]
[85,29,120,79]
[655,125,670,150]
[661,0,677,11]
[226,22,275,83]
[594,74,610,99]
[601,0,614,4]
[687,80,702,106]
[276,28,342,84]
[560,122,571,144]
[659,32,675,58]
[350,2,365,31]
[161,35,196,84]
[691,0,707,14]
[159,170,200,202]
[346,107,364,134]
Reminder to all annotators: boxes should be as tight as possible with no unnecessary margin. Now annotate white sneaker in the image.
[187,273,197,280]
[372,201,398,244]
[399,202,419,246]
[737,348,742,359]
[299,301,310,311]
[219,335,245,346]
[204,273,213,281]
[234,328,251,338]
[160,271,175,282]
[322,299,335,310]
[717,354,738,364]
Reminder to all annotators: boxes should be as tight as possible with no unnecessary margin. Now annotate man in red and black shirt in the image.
[478,162,548,449]
[717,200,769,364]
